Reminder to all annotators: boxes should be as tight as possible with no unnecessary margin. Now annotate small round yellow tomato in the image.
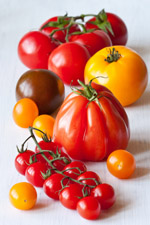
[84,46,148,106]
[33,114,55,138]
[9,182,37,210]
[107,150,136,179]
[13,98,39,128]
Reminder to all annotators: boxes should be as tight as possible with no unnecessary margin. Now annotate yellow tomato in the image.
[84,46,148,106]
[9,182,37,210]
[33,114,55,138]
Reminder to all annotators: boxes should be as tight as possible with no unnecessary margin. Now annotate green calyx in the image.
[104,48,121,63]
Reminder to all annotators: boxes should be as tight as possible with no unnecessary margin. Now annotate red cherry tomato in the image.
[63,161,87,179]
[18,31,58,69]
[48,42,90,85]
[72,30,112,56]
[77,171,101,186]
[85,12,128,45]
[25,162,47,187]
[15,150,35,175]
[91,183,116,210]
[43,173,69,200]
[77,196,101,220]
[59,183,84,209]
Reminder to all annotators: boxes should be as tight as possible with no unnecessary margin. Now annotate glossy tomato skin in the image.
[72,30,112,56]
[77,196,101,220]
[77,171,101,187]
[85,12,128,45]
[15,150,35,175]
[18,31,58,69]
[63,161,87,179]
[84,46,148,106]
[48,42,91,85]
[91,183,116,210]
[53,83,130,161]
[25,162,48,187]
[16,69,65,115]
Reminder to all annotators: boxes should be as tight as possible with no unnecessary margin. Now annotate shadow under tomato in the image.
[131,166,150,179]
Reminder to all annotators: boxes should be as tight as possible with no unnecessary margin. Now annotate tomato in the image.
[59,183,84,209]
[63,161,87,179]
[85,11,128,45]
[40,16,80,43]
[33,114,55,139]
[15,150,35,175]
[107,150,136,179]
[13,98,39,128]
[16,69,65,115]
[77,171,101,186]
[9,182,37,210]
[25,162,47,187]
[43,173,69,200]
[72,30,112,56]
[91,183,116,210]
[48,42,91,85]
[77,196,101,220]
[53,80,130,161]
[84,46,148,106]
[18,31,58,69]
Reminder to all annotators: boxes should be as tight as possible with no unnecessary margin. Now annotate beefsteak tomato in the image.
[53,80,130,161]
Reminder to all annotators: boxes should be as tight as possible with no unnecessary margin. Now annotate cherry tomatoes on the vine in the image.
[77,171,101,187]
[63,161,87,179]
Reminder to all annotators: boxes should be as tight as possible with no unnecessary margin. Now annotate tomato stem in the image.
[104,48,121,63]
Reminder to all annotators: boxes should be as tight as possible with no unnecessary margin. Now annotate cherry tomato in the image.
[18,31,58,69]
[77,196,101,220]
[48,42,90,85]
[72,30,112,56]
[59,183,84,209]
[33,114,55,139]
[91,183,116,210]
[9,182,37,210]
[15,150,35,175]
[77,171,101,186]
[43,173,69,200]
[13,98,39,128]
[107,150,136,179]
[85,11,128,45]
[16,69,65,115]
[25,162,47,187]
[63,161,87,179]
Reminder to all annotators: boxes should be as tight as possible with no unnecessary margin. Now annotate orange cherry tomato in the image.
[84,46,148,106]
[13,98,39,128]
[107,150,136,179]
[33,114,55,138]
[9,182,37,210]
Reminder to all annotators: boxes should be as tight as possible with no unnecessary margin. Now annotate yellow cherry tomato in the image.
[9,182,37,210]
[33,114,55,138]
[84,46,148,106]
[13,98,39,128]
[107,150,136,179]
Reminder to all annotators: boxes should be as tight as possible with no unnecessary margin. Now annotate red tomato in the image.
[53,82,130,161]
[59,183,84,209]
[48,42,91,85]
[63,161,87,179]
[15,150,35,175]
[40,16,80,43]
[18,31,58,69]
[43,173,69,200]
[25,162,47,187]
[91,183,116,210]
[77,171,101,186]
[77,196,101,220]
[85,12,128,45]
[72,30,112,56]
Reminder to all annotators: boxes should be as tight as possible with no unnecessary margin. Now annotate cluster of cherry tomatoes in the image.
[18,9,128,85]
[10,127,116,220]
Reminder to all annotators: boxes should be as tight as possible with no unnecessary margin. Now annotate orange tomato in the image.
[84,46,148,106]
[9,182,37,210]
[107,150,136,179]
[33,114,55,138]
[13,98,39,128]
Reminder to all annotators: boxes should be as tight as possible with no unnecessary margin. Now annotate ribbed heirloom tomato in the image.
[53,80,130,161]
